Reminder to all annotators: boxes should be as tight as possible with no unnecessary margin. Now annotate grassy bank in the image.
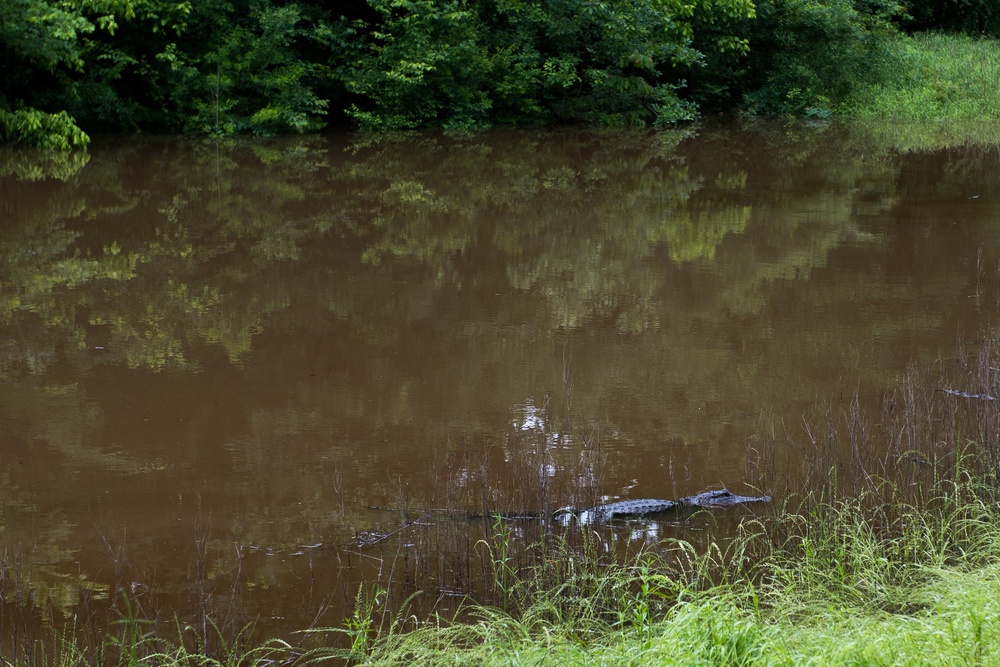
[845,32,1000,122]
[348,562,1000,666]
[324,479,1000,666]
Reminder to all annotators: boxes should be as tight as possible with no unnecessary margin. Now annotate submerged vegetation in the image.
[2,0,1000,147]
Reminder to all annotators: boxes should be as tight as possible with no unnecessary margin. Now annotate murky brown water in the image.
[1,121,998,640]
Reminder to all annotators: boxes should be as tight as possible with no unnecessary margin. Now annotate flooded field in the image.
[1,121,998,640]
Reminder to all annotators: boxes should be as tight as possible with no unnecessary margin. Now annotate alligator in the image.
[555,498,678,524]
[358,488,772,542]
[552,488,770,525]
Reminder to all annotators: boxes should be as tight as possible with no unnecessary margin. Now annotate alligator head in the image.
[679,489,771,508]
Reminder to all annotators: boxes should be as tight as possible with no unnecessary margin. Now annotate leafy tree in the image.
[899,0,999,37]
[61,0,193,132]
[165,1,337,135]
[338,0,755,130]
[0,0,339,145]
[690,0,903,117]
[2,0,995,142]
[0,108,90,150]
[1,0,99,147]
[0,0,193,146]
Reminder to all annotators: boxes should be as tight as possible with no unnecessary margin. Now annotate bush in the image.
[0,108,90,150]
[337,0,753,130]
[735,0,901,117]
[900,0,1000,37]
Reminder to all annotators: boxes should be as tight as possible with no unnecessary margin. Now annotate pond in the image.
[1,120,997,641]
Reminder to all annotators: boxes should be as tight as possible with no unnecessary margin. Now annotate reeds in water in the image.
[5,334,1000,666]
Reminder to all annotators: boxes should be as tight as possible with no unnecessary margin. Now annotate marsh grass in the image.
[320,481,1000,665]
[844,33,1000,123]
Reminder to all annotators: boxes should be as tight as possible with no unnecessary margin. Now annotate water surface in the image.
[1,121,997,636]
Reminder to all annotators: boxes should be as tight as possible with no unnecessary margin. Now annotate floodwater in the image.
[0,121,998,639]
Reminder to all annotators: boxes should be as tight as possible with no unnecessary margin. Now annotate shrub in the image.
[735,0,901,117]
[0,108,90,150]
[336,0,753,130]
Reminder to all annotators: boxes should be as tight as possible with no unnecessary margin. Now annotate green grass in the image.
[775,564,1000,666]
[318,481,1000,667]
[844,32,1000,122]
[316,565,1000,666]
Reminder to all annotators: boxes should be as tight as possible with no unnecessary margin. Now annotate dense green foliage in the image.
[734,0,901,117]
[338,0,755,130]
[902,0,999,36]
[2,0,996,147]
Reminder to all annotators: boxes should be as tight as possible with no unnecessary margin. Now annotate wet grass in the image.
[320,559,1000,666]
[4,335,1000,665]
[844,32,1000,123]
[304,473,1000,666]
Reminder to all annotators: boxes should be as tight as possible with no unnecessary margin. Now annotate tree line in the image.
[1,0,997,149]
